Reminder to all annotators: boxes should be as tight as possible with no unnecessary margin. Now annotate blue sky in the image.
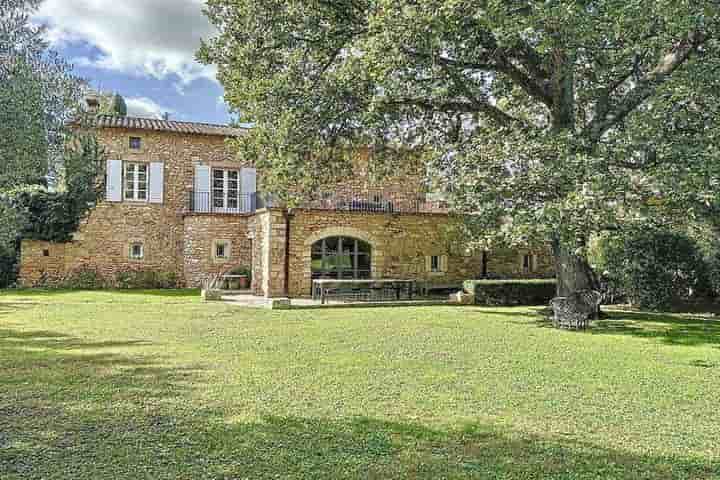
[34,0,233,125]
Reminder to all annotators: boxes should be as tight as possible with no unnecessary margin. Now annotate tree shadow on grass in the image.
[1,325,717,479]
[591,311,720,348]
[3,409,717,479]
[0,329,153,350]
[489,307,720,349]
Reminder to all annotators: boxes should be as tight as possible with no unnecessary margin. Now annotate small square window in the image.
[129,137,142,150]
[42,249,50,257]
[130,243,144,260]
[430,255,441,273]
[214,240,230,260]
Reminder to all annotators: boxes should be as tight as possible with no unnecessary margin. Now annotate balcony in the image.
[187,189,449,215]
[188,191,258,214]
[300,188,448,214]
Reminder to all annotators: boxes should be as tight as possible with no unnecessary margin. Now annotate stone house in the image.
[19,115,553,297]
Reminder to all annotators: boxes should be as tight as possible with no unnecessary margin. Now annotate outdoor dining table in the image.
[311,278,417,304]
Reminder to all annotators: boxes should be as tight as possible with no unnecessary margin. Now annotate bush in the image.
[464,279,557,306]
[115,270,178,289]
[0,249,18,288]
[58,268,105,289]
[594,227,707,310]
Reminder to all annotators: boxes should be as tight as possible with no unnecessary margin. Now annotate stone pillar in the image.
[253,209,288,298]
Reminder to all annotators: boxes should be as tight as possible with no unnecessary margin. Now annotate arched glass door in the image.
[311,237,371,280]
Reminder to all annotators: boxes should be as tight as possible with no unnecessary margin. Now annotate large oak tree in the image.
[200,1,720,298]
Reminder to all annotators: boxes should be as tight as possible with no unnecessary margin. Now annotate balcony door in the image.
[212,169,240,213]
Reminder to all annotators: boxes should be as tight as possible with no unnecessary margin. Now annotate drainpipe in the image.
[283,209,293,296]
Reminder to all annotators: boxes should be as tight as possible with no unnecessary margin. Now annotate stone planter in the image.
[238,275,250,289]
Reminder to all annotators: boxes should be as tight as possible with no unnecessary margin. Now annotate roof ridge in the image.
[84,114,248,137]
[94,113,246,130]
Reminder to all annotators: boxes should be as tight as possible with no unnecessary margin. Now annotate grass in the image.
[1,289,719,479]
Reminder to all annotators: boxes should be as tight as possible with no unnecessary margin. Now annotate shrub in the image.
[0,249,18,288]
[115,270,178,289]
[59,267,105,290]
[464,279,557,306]
[594,227,707,310]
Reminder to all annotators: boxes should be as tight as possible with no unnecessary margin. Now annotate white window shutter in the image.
[241,167,257,212]
[106,160,122,202]
[441,255,449,273]
[194,165,211,213]
[425,256,432,273]
[149,162,164,204]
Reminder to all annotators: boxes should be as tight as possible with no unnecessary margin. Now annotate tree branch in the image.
[585,30,708,142]
[404,39,553,108]
[381,97,527,129]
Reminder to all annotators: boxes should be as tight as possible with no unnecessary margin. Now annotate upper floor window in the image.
[124,162,148,201]
[213,168,240,211]
[129,137,142,150]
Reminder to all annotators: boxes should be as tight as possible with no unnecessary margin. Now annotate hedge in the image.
[464,279,557,306]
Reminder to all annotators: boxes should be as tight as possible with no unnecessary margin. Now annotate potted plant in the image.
[228,266,251,290]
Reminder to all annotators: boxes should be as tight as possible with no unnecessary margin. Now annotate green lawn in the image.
[1,290,719,479]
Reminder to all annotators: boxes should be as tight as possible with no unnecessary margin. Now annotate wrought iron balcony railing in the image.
[187,189,448,215]
[188,191,258,214]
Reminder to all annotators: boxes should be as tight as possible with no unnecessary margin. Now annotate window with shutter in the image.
[106,160,123,202]
[124,162,148,201]
[149,162,164,204]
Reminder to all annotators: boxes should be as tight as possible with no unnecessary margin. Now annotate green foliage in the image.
[0,248,18,288]
[57,267,106,290]
[0,134,104,242]
[227,265,252,282]
[464,279,557,306]
[59,134,105,203]
[687,222,720,298]
[0,0,84,189]
[108,93,127,117]
[0,0,92,286]
[594,227,708,310]
[115,270,179,290]
[200,0,720,291]
[4,187,77,242]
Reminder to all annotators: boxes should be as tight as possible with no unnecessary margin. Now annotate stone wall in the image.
[19,127,251,287]
[283,209,554,297]
[183,214,254,287]
[17,126,553,292]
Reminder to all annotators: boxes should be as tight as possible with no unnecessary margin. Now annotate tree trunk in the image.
[551,238,602,323]
[552,238,599,297]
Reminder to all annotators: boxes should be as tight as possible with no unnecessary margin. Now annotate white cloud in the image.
[35,0,218,86]
[126,97,174,119]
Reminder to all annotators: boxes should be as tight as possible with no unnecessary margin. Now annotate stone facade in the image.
[18,120,554,294]
[183,214,254,287]
[19,126,253,287]
[283,209,553,297]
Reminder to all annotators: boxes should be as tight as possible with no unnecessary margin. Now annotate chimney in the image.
[85,93,100,113]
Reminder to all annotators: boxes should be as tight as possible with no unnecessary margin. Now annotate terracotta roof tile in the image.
[87,114,248,137]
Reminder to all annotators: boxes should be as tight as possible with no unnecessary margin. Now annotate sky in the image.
[33,0,233,124]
